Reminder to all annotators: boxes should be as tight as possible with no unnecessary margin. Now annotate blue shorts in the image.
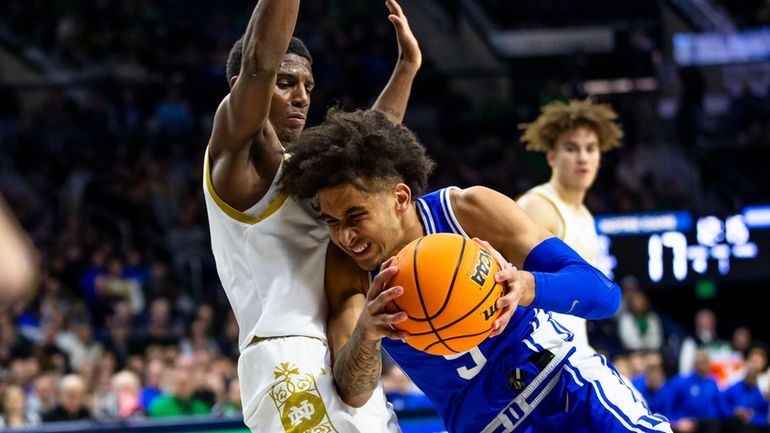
[476,343,672,433]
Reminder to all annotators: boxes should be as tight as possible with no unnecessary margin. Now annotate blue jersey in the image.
[370,188,670,433]
[378,188,573,431]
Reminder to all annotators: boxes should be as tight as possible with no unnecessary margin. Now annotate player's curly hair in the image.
[279,108,435,200]
[519,99,623,152]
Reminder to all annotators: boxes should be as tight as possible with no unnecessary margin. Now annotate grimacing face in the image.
[317,182,408,271]
[547,126,601,192]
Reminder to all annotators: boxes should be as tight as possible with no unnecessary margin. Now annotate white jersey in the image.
[520,182,599,348]
[203,148,328,350]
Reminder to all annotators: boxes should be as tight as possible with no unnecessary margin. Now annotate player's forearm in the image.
[372,63,419,124]
[332,324,382,408]
[524,237,621,319]
[241,0,300,76]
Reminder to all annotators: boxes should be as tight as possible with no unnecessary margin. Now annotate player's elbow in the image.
[335,381,372,409]
[584,282,621,320]
[241,41,281,77]
[341,392,371,409]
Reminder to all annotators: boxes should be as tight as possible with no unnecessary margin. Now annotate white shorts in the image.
[238,336,402,433]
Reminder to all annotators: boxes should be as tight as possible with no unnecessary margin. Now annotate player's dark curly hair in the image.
[226,36,313,82]
[279,108,435,200]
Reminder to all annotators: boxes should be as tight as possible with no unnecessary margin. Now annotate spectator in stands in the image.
[724,364,770,427]
[27,373,58,418]
[382,365,433,412]
[664,350,729,433]
[632,363,668,415]
[179,319,220,356]
[0,383,40,428]
[139,358,165,412]
[618,287,664,352]
[212,378,241,418]
[147,368,210,418]
[42,374,91,422]
[57,321,103,372]
[732,327,754,356]
[94,370,144,420]
[679,309,731,375]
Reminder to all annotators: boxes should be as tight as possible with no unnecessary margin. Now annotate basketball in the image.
[387,233,504,356]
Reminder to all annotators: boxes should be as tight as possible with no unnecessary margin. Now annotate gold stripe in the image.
[204,146,288,224]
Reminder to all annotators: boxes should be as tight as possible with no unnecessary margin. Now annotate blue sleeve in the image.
[523,237,621,320]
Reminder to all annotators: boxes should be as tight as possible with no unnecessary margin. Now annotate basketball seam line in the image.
[414,236,463,354]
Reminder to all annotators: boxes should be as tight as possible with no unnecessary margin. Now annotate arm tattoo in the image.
[333,325,382,401]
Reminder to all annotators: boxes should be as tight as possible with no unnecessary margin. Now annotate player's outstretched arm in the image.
[371,0,421,124]
[0,195,37,307]
[325,247,407,407]
[209,0,300,209]
[452,186,621,320]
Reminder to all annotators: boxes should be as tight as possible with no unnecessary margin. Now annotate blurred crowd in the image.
[0,0,769,431]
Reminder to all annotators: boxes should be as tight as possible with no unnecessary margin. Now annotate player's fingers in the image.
[370,285,403,312]
[386,0,404,17]
[489,307,514,338]
[495,291,516,309]
[388,14,404,30]
[380,256,396,270]
[383,328,409,340]
[369,266,398,298]
[472,237,509,270]
[495,263,518,292]
[381,311,407,325]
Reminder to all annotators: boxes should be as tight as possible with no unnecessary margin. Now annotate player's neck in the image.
[405,203,427,239]
[549,179,585,211]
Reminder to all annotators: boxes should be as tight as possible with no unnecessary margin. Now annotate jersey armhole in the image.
[203,146,288,225]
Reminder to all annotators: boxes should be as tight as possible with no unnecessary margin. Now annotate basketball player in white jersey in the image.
[517,99,623,348]
[203,1,420,431]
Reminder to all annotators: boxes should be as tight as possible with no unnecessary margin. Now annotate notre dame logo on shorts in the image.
[269,362,338,433]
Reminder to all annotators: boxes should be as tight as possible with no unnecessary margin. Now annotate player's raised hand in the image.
[386,0,421,70]
[359,257,409,341]
[472,238,531,338]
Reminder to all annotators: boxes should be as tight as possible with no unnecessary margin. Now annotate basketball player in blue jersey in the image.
[280,109,672,433]
[518,99,623,349]
[204,1,420,431]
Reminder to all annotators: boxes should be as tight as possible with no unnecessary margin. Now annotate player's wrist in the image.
[518,271,536,307]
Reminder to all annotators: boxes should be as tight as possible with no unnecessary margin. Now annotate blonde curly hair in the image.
[519,99,623,153]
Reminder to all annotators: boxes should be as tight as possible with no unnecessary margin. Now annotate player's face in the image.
[318,182,408,271]
[269,53,314,144]
[547,127,601,192]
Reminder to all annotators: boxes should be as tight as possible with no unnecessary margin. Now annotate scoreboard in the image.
[595,205,770,287]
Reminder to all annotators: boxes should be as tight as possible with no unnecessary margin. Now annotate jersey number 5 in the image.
[444,347,488,380]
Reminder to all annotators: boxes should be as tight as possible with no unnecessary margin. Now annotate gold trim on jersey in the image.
[204,146,288,224]
[269,362,338,433]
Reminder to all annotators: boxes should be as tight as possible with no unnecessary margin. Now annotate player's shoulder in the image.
[450,185,518,211]
[325,243,368,295]
[517,189,560,221]
[519,194,562,236]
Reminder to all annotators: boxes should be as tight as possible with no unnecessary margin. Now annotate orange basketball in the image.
[387,233,503,356]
